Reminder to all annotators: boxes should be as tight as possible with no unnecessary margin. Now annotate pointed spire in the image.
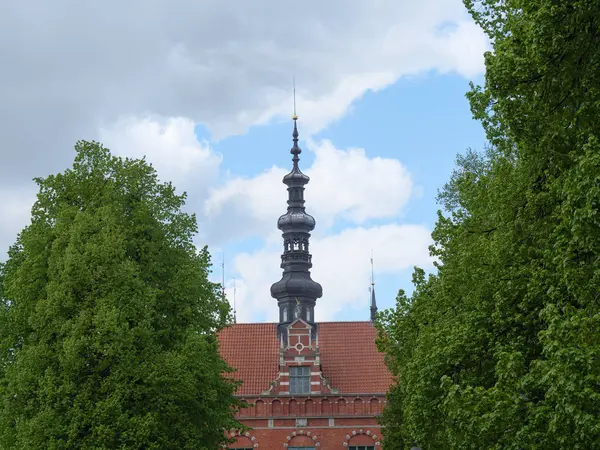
[370,284,377,322]
[370,250,378,322]
[291,117,301,168]
[271,87,322,334]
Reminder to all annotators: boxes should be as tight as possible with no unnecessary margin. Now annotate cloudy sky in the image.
[0,1,488,322]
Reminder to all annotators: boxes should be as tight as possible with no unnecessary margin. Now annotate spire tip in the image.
[292,75,297,120]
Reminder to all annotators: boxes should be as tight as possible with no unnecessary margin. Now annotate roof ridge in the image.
[317,320,373,324]
[225,321,373,325]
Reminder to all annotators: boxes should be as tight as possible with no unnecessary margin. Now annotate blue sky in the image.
[201,73,486,322]
[0,0,490,324]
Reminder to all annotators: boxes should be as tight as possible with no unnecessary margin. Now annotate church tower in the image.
[270,115,323,334]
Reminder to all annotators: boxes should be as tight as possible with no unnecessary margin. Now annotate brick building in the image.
[218,116,392,449]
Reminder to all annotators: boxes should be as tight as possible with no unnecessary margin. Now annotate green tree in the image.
[0,141,241,449]
[378,0,600,448]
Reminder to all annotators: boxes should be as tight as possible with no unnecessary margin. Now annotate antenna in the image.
[233,277,237,324]
[221,252,225,299]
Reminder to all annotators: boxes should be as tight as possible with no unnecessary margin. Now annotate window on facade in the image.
[289,366,310,394]
[306,308,311,322]
[283,308,288,321]
[349,447,375,450]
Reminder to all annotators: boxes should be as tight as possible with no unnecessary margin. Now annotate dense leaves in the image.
[378,1,600,448]
[0,142,241,449]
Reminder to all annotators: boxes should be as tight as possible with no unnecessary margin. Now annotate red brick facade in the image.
[218,319,392,448]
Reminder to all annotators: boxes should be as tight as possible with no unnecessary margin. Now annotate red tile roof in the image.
[217,321,392,396]
[318,321,392,393]
[218,323,279,396]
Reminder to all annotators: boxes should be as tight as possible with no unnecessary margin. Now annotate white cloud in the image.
[203,139,413,243]
[307,140,412,226]
[256,73,398,137]
[98,116,225,240]
[99,116,222,190]
[203,166,288,244]
[0,1,489,260]
[227,224,433,323]
[0,0,489,185]
[0,188,36,259]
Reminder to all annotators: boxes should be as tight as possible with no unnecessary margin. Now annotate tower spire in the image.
[370,250,378,322]
[270,93,322,335]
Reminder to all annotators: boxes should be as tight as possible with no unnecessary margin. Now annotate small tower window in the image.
[282,308,288,322]
[306,308,311,322]
[301,237,308,251]
[290,366,311,394]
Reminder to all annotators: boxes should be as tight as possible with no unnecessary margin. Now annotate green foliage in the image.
[0,141,241,449]
[378,1,600,448]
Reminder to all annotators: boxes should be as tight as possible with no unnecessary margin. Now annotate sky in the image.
[0,1,489,323]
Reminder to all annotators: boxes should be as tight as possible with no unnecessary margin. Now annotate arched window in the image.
[238,400,248,417]
[370,398,380,414]
[289,399,298,415]
[354,398,363,415]
[255,400,265,416]
[305,399,314,415]
[272,399,282,415]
